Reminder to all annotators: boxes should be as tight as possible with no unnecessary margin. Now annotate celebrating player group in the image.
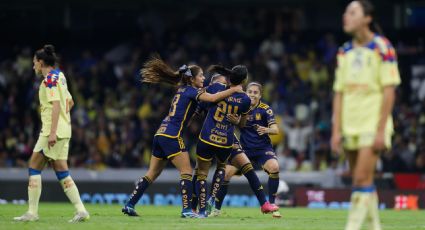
[15,0,400,229]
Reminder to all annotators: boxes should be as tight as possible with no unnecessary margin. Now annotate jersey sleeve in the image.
[377,38,401,87]
[264,107,276,126]
[333,48,346,92]
[44,75,60,102]
[185,86,203,101]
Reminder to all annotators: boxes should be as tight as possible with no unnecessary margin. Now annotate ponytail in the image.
[357,0,384,35]
[140,55,201,86]
[34,44,58,67]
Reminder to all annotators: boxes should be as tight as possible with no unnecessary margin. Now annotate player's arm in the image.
[49,100,60,147]
[198,85,243,103]
[257,123,279,136]
[331,92,343,153]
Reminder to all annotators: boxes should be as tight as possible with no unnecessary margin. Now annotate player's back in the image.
[155,85,201,138]
[199,83,251,148]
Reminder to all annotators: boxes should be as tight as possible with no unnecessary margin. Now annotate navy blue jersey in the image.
[155,85,202,138]
[199,83,251,148]
[240,101,276,150]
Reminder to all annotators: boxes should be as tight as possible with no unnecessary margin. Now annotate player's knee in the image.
[224,171,234,181]
[265,162,279,174]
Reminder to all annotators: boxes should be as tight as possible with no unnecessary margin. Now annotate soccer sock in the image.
[126,176,152,208]
[191,169,198,210]
[210,163,225,200]
[56,171,86,213]
[28,168,42,215]
[345,186,375,230]
[195,174,207,214]
[180,174,193,212]
[268,172,279,204]
[241,163,267,206]
[367,191,382,230]
[214,180,229,210]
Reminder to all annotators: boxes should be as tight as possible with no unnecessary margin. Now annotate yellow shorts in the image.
[343,133,392,151]
[33,135,70,160]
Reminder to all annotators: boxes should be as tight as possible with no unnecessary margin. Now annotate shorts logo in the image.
[265,151,275,156]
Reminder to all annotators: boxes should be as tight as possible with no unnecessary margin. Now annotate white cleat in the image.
[13,212,39,222]
[209,209,221,217]
[272,211,282,218]
[68,211,90,223]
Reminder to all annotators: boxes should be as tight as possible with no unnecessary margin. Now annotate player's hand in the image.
[48,133,57,149]
[66,99,74,113]
[373,131,386,151]
[331,132,342,155]
[256,126,269,136]
[227,114,240,125]
[232,85,244,93]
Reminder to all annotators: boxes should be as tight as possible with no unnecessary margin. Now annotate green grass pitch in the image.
[0,203,424,230]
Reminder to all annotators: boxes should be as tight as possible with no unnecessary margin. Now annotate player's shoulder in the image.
[371,34,396,62]
[258,101,271,110]
[44,69,61,88]
[338,41,353,55]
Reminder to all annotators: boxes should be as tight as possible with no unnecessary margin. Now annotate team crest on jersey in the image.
[44,74,58,88]
[255,113,261,120]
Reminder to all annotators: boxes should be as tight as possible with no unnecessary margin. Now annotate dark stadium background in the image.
[0,0,424,208]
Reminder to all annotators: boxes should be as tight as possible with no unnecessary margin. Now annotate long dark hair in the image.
[357,0,383,35]
[208,64,248,85]
[34,44,58,67]
[140,56,201,86]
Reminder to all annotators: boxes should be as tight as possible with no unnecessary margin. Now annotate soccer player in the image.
[194,65,277,217]
[121,57,242,218]
[210,82,281,218]
[191,76,277,217]
[14,45,89,222]
[331,1,401,229]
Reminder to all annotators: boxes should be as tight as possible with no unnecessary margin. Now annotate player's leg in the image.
[208,161,226,203]
[51,159,89,222]
[195,142,213,217]
[211,164,238,215]
[262,155,282,218]
[231,153,277,213]
[345,147,380,230]
[14,150,47,221]
[191,167,199,211]
[169,151,197,217]
[124,155,167,216]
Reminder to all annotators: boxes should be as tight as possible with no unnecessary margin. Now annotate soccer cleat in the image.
[209,208,221,217]
[181,210,199,218]
[69,211,90,223]
[261,202,279,214]
[13,212,39,222]
[272,211,282,218]
[122,206,139,217]
[206,197,215,215]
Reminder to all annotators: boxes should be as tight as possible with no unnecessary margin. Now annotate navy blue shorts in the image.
[196,141,231,163]
[152,135,186,160]
[229,145,277,169]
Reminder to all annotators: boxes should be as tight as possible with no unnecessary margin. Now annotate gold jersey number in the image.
[213,101,239,122]
[169,94,181,117]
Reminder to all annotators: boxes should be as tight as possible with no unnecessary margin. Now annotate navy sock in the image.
[126,176,152,208]
[210,164,225,200]
[268,172,279,204]
[195,174,207,214]
[242,163,267,206]
[180,174,193,212]
[214,180,229,210]
[191,170,198,210]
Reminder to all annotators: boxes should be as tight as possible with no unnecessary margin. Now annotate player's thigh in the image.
[146,155,168,181]
[170,151,192,175]
[29,152,48,170]
[352,147,379,186]
[345,150,358,174]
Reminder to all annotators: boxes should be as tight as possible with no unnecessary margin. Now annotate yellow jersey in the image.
[333,34,401,135]
[39,69,72,138]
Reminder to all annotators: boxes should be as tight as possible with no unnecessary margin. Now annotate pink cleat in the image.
[260,201,279,213]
